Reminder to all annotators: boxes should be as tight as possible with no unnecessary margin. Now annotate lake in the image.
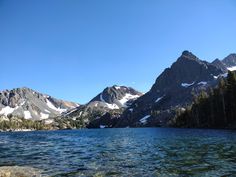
[0,128,236,176]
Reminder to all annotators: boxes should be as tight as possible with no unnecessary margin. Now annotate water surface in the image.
[0,128,236,176]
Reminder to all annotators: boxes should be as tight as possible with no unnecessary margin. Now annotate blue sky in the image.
[0,0,236,104]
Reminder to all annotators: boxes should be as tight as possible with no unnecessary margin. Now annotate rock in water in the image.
[0,166,42,177]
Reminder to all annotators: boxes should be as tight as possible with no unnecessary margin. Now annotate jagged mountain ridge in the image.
[0,87,79,120]
[116,51,230,127]
[1,51,236,128]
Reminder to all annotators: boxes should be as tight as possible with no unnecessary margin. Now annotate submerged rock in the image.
[0,166,42,177]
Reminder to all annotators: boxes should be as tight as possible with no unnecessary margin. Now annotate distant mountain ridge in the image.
[1,50,236,129]
[0,87,79,120]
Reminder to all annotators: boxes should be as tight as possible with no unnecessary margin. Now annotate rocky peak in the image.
[90,85,142,105]
[63,85,142,125]
[151,51,223,92]
[222,53,236,68]
[176,51,206,67]
[180,50,199,61]
[212,58,222,64]
[211,59,228,73]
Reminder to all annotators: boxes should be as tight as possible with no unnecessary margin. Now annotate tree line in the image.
[0,116,85,131]
[0,117,45,131]
[173,71,236,129]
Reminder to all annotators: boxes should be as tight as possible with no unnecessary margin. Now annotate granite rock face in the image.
[0,87,79,120]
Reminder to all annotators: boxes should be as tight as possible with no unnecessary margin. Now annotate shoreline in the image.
[0,129,35,133]
[1,126,236,133]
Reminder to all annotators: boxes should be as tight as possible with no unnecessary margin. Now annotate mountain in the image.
[63,85,142,128]
[89,85,142,109]
[0,87,79,120]
[116,51,226,127]
[222,54,236,71]
[1,51,235,129]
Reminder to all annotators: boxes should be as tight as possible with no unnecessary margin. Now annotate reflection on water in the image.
[0,128,236,176]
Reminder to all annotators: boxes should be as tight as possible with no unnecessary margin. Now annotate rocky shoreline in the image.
[0,166,42,177]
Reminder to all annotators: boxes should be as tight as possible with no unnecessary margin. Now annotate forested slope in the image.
[173,71,236,129]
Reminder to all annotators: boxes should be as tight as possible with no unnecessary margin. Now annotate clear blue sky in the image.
[0,0,236,104]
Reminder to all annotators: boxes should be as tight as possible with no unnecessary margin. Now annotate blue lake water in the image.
[0,128,236,176]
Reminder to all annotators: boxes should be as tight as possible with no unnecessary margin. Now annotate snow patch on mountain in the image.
[106,103,119,110]
[99,93,119,109]
[24,111,32,119]
[0,106,19,116]
[100,94,105,102]
[140,115,151,124]
[198,81,207,85]
[40,112,49,119]
[155,95,164,103]
[44,119,54,124]
[118,93,140,107]
[46,99,67,113]
[45,109,50,113]
[181,82,195,88]
[20,101,26,106]
[214,73,228,79]
[227,66,236,71]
